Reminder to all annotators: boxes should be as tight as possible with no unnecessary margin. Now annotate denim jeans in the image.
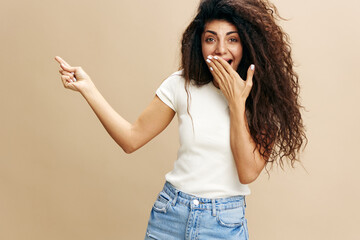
[145,181,249,240]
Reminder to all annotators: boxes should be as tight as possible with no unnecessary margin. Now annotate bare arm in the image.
[55,56,175,153]
[228,102,268,184]
[82,87,175,153]
[205,55,271,184]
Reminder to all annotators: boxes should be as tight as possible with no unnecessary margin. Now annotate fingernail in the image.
[213,56,218,60]
[210,67,213,71]
[250,64,255,70]
[73,78,77,82]
[207,55,213,59]
[206,59,211,63]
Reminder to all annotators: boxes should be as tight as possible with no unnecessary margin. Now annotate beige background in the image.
[1,0,359,239]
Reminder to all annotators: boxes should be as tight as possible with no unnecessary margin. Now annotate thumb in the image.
[244,64,255,96]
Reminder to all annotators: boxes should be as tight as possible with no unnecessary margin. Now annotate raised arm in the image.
[55,56,175,153]
[205,55,272,184]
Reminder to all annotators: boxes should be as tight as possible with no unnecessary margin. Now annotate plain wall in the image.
[0,0,359,239]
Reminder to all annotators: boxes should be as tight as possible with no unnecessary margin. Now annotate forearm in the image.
[229,102,265,184]
[55,57,173,153]
[80,85,134,153]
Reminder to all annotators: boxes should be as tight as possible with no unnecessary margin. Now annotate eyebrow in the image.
[204,30,239,35]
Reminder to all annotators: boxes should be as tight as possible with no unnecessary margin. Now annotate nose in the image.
[215,40,227,55]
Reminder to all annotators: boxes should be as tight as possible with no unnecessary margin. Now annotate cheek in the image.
[238,52,243,62]
[202,44,212,59]
[234,47,243,62]
[237,44,243,55]
[232,46,243,70]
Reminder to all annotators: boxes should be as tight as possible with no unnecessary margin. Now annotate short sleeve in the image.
[156,71,182,112]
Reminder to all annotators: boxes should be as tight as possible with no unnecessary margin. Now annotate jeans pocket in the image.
[216,206,245,228]
[152,191,171,213]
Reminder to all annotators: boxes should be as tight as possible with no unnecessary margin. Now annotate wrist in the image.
[80,81,98,98]
[229,99,246,113]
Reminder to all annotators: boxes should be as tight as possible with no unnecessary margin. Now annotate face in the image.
[201,19,243,70]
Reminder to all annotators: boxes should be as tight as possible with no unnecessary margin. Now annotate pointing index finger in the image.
[54,56,71,68]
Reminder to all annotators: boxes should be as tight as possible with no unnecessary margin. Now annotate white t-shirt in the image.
[156,70,251,198]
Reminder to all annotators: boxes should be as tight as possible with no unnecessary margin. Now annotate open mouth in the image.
[227,60,233,65]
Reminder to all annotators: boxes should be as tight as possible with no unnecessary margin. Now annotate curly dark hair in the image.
[180,0,307,172]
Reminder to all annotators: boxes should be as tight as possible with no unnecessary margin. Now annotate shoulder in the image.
[157,70,185,91]
[163,69,185,84]
[156,70,185,112]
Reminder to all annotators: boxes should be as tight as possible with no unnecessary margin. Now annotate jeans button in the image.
[193,199,199,206]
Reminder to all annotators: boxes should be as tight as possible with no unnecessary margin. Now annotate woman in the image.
[55,0,306,239]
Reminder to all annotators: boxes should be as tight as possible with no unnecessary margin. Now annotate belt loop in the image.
[171,190,179,206]
[211,199,216,216]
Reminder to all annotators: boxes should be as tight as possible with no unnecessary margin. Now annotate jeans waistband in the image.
[162,181,246,215]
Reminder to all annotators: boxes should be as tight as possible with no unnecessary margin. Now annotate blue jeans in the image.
[145,181,249,240]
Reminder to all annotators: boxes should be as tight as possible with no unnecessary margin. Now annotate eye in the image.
[205,37,215,42]
[229,38,238,42]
